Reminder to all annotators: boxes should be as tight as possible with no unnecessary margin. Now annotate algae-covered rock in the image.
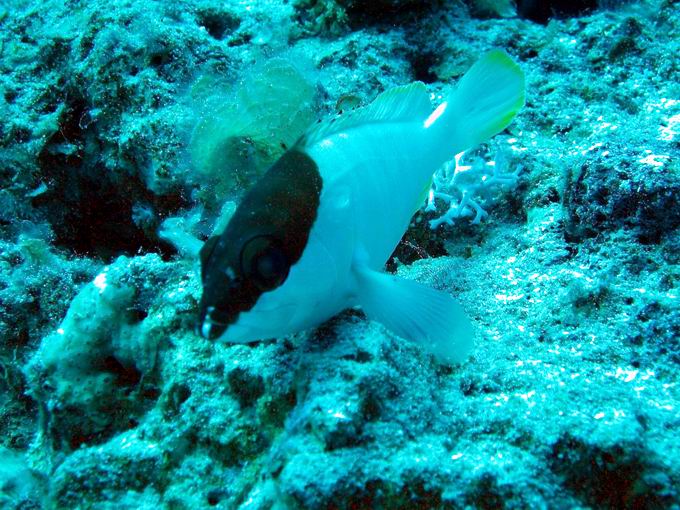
[190,58,316,210]
[2,0,680,508]
[0,447,46,510]
[24,255,174,451]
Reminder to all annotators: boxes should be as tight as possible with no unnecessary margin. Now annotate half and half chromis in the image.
[198,50,525,363]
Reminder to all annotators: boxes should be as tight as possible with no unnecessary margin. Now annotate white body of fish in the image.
[222,50,525,363]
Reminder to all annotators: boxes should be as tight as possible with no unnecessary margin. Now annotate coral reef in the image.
[0,0,678,508]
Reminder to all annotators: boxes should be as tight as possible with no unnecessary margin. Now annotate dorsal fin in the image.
[297,82,432,148]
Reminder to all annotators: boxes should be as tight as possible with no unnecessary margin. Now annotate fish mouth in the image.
[197,311,259,343]
[196,310,228,341]
[198,303,297,343]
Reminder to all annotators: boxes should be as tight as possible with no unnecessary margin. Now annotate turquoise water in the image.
[1,0,678,508]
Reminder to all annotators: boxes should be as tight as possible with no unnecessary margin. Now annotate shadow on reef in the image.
[517,0,623,24]
[33,90,185,260]
[550,433,675,509]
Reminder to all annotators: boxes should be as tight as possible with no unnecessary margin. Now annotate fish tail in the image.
[425,50,525,159]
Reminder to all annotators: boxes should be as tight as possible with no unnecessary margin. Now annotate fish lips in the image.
[196,304,229,341]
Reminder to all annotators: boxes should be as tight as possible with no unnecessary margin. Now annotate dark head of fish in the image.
[197,148,322,340]
[197,232,291,339]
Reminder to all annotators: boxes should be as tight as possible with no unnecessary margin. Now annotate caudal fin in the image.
[426,50,525,157]
[354,265,474,364]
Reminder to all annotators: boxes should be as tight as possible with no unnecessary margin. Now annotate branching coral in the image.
[425,148,520,228]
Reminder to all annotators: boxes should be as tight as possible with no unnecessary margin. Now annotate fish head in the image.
[196,148,322,343]
[197,233,291,342]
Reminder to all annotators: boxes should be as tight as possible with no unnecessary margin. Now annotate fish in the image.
[197,50,525,363]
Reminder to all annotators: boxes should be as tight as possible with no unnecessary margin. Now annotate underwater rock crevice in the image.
[32,89,186,259]
[549,433,676,508]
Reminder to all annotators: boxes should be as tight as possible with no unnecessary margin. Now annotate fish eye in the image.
[240,236,289,290]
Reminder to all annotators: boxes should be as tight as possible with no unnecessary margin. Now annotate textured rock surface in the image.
[0,0,678,508]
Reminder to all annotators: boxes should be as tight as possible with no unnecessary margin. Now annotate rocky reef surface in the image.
[0,0,678,508]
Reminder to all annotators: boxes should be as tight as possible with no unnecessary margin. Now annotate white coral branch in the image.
[426,148,519,229]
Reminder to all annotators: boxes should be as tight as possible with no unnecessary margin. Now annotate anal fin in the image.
[354,265,474,363]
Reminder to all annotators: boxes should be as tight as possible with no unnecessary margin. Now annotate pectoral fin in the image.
[354,265,474,364]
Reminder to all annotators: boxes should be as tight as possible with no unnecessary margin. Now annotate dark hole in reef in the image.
[4,89,17,103]
[100,355,142,388]
[69,431,99,451]
[523,48,539,59]
[340,0,433,27]
[207,489,225,506]
[197,9,240,40]
[8,326,30,349]
[39,93,60,114]
[128,307,149,323]
[546,187,560,203]
[42,39,70,71]
[401,479,443,508]
[173,384,191,406]
[33,93,187,260]
[13,126,31,143]
[345,479,389,509]
[517,0,599,23]
[355,350,372,363]
[142,387,160,400]
[464,473,505,510]
[149,50,172,69]
[341,349,373,363]
[261,390,297,429]
[410,51,440,84]
[227,367,265,408]
[387,216,447,270]
[360,391,383,422]
[548,434,670,508]
[161,383,191,418]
